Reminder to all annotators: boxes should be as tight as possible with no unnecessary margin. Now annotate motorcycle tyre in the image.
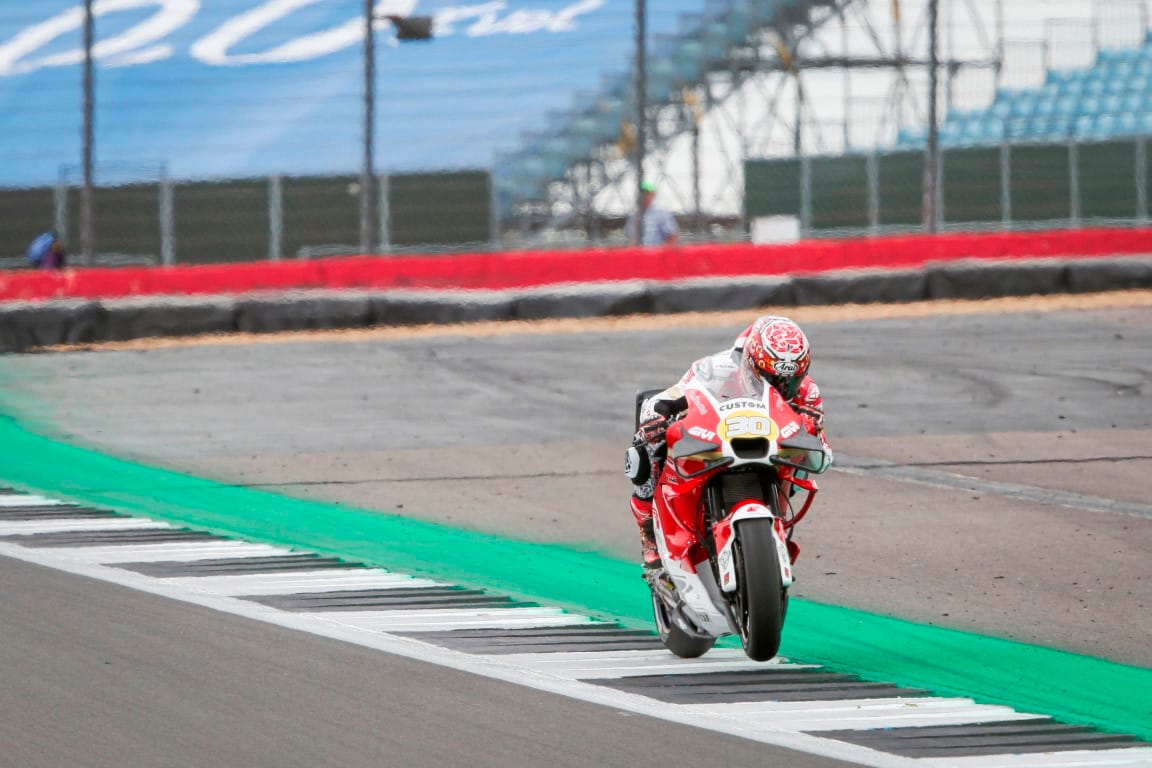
[733,519,787,662]
[651,588,715,659]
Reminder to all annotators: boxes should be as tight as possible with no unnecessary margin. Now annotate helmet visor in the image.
[764,371,802,400]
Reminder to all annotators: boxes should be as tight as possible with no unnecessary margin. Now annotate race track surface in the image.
[1,295,1149,765]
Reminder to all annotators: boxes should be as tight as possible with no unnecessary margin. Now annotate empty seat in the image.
[1100,94,1124,115]
[1006,116,1031,139]
[1079,95,1102,115]
[938,123,964,144]
[674,39,706,82]
[1053,95,1079,116]
[1121,92,1144,112]
[1027,115,1053,137]
[1104,76,1128,95]
[1073,114,1096,138]
[1033,98,1056,117]
[1044,115,1075,140]
[1115,112,1140,135]
[972,119,1006,144]
[989,99,1013,119]
[646,57,678,102]
[1083,78,1108,96]
[722,4,750,46]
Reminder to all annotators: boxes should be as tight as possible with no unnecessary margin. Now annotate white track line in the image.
[0,494,69,507]
[504,648,819,678]
[917,750,1152,768]
[312,608,598,633]
[43,541,299,563]
[163,569,445,595]
[685,697,1043,731]
[0,518,175,534]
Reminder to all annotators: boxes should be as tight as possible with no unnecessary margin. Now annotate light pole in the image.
[82,0,95,265]
[361,7,432,255]
[922,0,940,234]
[633,0,647,246]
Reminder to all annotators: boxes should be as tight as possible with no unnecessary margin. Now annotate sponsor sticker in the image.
[773,360,799,375]
[688,390,709,415]
[718,398,762,412]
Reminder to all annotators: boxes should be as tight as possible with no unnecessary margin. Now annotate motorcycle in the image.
[634,384,831,662]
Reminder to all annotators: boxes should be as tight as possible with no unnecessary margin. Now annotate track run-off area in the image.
[0,291,1149,767]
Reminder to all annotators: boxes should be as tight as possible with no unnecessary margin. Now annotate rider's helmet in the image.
[740,315,811,400]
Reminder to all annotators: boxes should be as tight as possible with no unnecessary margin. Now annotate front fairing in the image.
[654,387,803,565]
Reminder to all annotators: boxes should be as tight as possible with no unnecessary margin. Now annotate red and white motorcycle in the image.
[637,384,830,661]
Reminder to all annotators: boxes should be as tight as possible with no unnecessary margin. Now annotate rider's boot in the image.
[630,496,662,570]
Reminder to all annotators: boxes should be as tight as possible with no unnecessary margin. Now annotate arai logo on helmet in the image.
[773,360,800,376]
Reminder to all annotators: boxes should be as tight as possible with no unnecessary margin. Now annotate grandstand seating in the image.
[493,0,837,211]
[898,34,1152,149]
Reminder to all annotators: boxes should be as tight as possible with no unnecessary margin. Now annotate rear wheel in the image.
[731,519,787,661]
[651,588,715,658]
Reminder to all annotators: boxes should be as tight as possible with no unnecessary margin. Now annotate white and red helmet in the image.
[741,315,811,399]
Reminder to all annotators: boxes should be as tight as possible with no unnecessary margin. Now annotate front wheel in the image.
[731,519,787,661]
[651,588,715,659]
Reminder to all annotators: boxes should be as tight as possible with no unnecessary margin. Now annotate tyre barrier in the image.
[1,257,1149,353]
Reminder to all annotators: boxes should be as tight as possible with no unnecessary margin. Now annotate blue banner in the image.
[0,0,709,186]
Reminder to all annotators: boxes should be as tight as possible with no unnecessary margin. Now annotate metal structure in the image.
[360,11,434,256]
[496,0,1014,244]
[81,0,94,265]
[633,0,649,245]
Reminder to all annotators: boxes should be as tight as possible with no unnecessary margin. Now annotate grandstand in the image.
[900,33,1152,148]
[492,0,840,225]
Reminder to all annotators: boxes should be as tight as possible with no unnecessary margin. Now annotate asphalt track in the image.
[0,294,1149,766]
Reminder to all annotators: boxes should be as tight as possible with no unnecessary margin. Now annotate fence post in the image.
[1136,137,1148,223]
[54,177,68,247]
[1000,140,1012,229]
[488,171,502,249]
[866,151,879,235]
[1068,140,1081,228]
[799,154,812,236]
[159,173,175,266]
[935,143,945,230]
[268,174,283,262]
[378,172,391,253]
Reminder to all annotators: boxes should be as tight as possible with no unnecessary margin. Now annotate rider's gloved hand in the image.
[638,414,669,445]
[800,410,824,436]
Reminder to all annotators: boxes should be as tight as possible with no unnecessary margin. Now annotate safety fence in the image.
[0,171,492,268]
[745,137,1152,238]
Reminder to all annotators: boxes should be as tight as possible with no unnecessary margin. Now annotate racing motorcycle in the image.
[632,384,831,662]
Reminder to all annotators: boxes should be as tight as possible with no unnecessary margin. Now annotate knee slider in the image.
[625,444,650,485]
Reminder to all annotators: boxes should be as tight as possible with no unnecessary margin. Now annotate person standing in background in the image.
[26,229,67,270]
[626,181,679,247]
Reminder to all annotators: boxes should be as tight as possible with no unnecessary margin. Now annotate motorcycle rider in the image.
[625,314,830,570]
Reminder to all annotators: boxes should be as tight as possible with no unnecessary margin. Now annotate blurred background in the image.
[2,0,1152,266]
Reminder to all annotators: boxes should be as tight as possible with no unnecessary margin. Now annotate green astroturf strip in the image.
[0,411,1149,740]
